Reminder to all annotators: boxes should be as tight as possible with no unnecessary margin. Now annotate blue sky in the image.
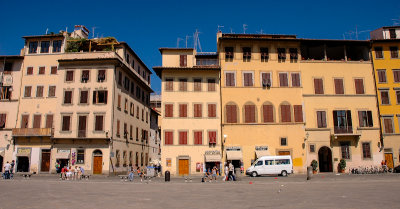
[1,0,399,93]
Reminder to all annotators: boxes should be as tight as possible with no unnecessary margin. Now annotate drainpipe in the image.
[109,64,116,175]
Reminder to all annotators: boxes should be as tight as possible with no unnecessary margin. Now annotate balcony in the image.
[12,128,53,137]
[334,126,353,134]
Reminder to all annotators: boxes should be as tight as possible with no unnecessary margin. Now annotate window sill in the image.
[60,131,72,134]
[62,104,73,106]
[93,103,107,105]
[93,130,105,133]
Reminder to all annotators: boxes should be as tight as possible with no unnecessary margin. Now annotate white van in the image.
[246,155,293,177]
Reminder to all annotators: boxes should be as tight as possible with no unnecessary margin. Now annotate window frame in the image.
[340,141,351,160]
[61,114,72,132]
[165,78,174,91]
[361,142,372,159]
[224,71,236,87]
[278,72,289,87]
[374,47,384,59]
[290,72,301,87]
[380,90,390,105]
[280,137,288,146]
[333,78,345,95]
[354,78,365,95]
[393,69,400,83]
[390,46,399,59]
[193,78,202,92]
[94,114,105,132]
[242,71,254,87]
[377,69,387,83]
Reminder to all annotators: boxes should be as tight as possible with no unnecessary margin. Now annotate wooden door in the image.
[385,153,394,169]
[278,151,291,156]
[93,156,102,174]
[179,159,189,176]
[41,151,50,172]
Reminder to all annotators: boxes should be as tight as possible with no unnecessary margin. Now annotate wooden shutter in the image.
[179,79,187,91]
[0,114,6,128]
[49,86,56,97]
[25,86,31,97]
[262,105,273,122]
[179,104,187,117]
[294,105,303,122]
[78,115,87,132]
[33,115,41,128]
[95,115,103,131]
[291,73,300,87]
[367,111,373,127]
[62,116,70,131]
[194,104,202,117]
[165,131,173,145]
[39,67,45,74]
[226,105,237,123]
[334,79,344,94]
[207,79,215,91]
[355,79,364,94]
[226,73,234,86]
[21,115,29,128]
[281,105,291,122]
[393,70,400,82]
[194,131,202,145]
[314,79,323,94]
[244,73,253,86]
[358,111,364,127]
[346,110,352,128]
[51,66,57,74]
[384,118,393,133]
[279,73,288,87]
[333,111,338,127]
[381,91,389,104]
[45,114,53,128]
[36,86,43,97]
[180,55,187,67]
[245,105,255,123]
[179,131,187,145]
[165,104,173,117]
[27,67,33,75]
[64,91,72,104]
[209,131,216,144]
[262,73,270,84]
[80,91,88,104]
[208,104,216,117]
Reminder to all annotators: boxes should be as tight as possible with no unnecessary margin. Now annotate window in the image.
[334,78,344,94]
[207,79,216,91]
[38,67,45,75]
[380,91,390,104]
[277,48,286,61]
[179,104,187,118]
[78,115,87,137]
[309,144,315,153]
[208,104,216,118]
[278,73,288,87]
[29,41,38,54]
[289,48,298,60]
[66,71,74,82]
[80,90,88,104]
[61,115,71,131]
[136,106,139,119]
[21,115,29,128]
[98,70,106,82]
[383,117,394,134]
[0,86,11,100]
[333,110,352,134]
[3,63,12,72]
[374,47,383,59]
[226,104,237,123]
[124,99,128,113]
[77,149,85,164]
[243,72,253,87]
[194,131,202,145]
[130,81,135,95]
[165,104,173,117]
[130,102,134,116]
[115,150,120,167]
[377,70,387,83]
[124,77,130,90]
[118,71,122,85]
[24,86,32,98]
[397,91,400,104]
[51,66,57,75]
[64,91,72,104]
[294,105,303,122]
[48,86,56,97]
[165,78,173,91]
[262,104,274,123]
[317,111,327,128]
[225,47,234,61]
[360,142,372,159]
[340,142,351,159]
[280,137,287,146]
[390,47,398,58]
[116,120,120,137]
[27,67,33,75]
[194,104,202,118]
[225,72,235,87]
[280,105,291,122]
[179,78,187,91]
[208,131,217,144]
[244,104,256,123]
[33,114,41,128]
[291,73,301,87]
[92,90,107,104]
[194,78,202,91]
[125,53,130,63]
[243,47,251,62]
[136,127,139,141]
[81,70,89,83]
[36,86,44,97]
[95,115,104,131]
[261,72,271,87]
[179,131,188,145]
[165,131,173,145]
[393,70,400,83]
[52,40,62,53]
[314,78,324,94]
[180,55,187,67]
[141,109,144,121]
[130,125,133,139]
[124,123,128,139]
[358,111,373,127]
[260,48,269,62]
[355,79,365,94]
[40,41,50,53]
[45,114,53,128]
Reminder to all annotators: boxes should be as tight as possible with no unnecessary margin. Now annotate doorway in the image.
[0,155,3,172]
[41,149,51,172]
[318,146,333,172]
[178,159,189,176]
[17,156,30,172]
[385,153,394,169]
[93,150,103,174]
[58,159,69,171]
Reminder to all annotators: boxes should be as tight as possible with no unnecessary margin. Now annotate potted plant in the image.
[338,159,346,173]
[311,160,318,174]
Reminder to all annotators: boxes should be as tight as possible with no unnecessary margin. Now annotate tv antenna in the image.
[46,28,49,35]
[257,28,264,34]
[230,27,233,34]
[243,24,248,34]
[193,29,202,52]
[92,27,98,38]
[176,38,183,48]
[185,35,191,48]
[217,25,224,32]
[392,17,400,25]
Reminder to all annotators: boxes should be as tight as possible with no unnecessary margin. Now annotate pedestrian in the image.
[10,160,15,179]
[141,166,147,182]
[212,166,218,182]
[137,166,142,182]
[228,162,235,181]
[66,166,72,180]
[224,163,229,181]
[55,161,61,178]
[3,161,11,179]
[128,166,134,181]
[74,166,79,180]
[78,166,82,180]
[61,166,67,180]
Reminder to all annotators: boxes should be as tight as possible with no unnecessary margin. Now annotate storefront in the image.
[16,148,31,172]
[204,150,221,174]
[225,146,243,174]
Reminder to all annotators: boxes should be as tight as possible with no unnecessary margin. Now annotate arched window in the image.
[280,102,292,122]
[262,102,274,123]
[225,102,238,123]
[243,102,256,123]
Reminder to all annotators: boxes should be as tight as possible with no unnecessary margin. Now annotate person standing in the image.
[224,163,229,181]
[3,161,11,179]
[10,160,15,179]
[212,166,218,182]
[228,162,235,181]
[128,166,134,181]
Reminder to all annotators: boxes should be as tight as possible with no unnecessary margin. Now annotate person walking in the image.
[212,166,218,182]
[128,166,135,182]
[228,162,235,181]
[10,160,15,179]
[3,161,11,179]
[55,161,61,178]
[137,166,142,182]
[224,163,229,181]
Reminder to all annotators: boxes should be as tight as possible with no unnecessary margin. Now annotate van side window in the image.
[265,160,274,165]
[276,159,290,165]
[256,161,263,166]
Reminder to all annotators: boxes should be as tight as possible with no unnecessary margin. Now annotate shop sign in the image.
[255,146,268,151]
[205,150,221,155]
[17,148,31,154]
[58,149,71,153]
[226,146,241,151]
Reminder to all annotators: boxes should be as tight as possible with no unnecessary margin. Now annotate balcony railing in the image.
[12,128,53,137]
[196,59,219,66]
[334,126,353,134]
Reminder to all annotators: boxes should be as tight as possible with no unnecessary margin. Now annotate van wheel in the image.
[281,170,288,177]
[251,172,258,177]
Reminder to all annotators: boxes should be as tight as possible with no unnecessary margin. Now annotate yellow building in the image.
[371,26,400,169]
[154,48,221,176]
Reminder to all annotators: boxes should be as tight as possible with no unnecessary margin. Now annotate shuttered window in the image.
[279,73,288,87]
[384,118,394,133]
[208,131,217,144]
[208,104,216,118]
[334,78,344,94]
[81,70,90,82]
[261,73,271,86]
[225,47,234,60]
[362,143,371,159]
[21,115,29,128]
[294,105,303,122]
[225,72,235,87]
[0,114,7,128]
[45,114,53,128]
[260,48,269,62]
[377,70,387,83]
[94,115,104,131]
[24,86,32,97]
[93,90,108,104]
[39,67,45,75]
[194,131,202,145]
[244,105,256,123]
[80,90,88,104]
[194,78,202,91]
[36,86,44,97]
[397,91,400,104]
[314,78,324,94]
[207,79,216,91]
[262,104,274,123]
[317,111,327,128]
[179,104,187,118]
[61,115,70,131]
[48,86,56,97]
[393,70,400,83]
[280,105,291,122]
[354,79,364,94]
[165,104,173,117]
[179,131,188,145]
[27,67,33,75]
[33,115,41,128]
[180,55,187,67]
[358,111,373,127]
[78,116,87,137]
[291,73,300,87]
[277,48,286,60]
[390,47,398,58]
[64,91,72,104]
[243,73,253,86]
[194,104,202,118]
[116,120,120,137]
[165,131,173,145]
[243,47,251,61]
[380,91,390,104]
[226,105,237,123]
[374,47,383,59]
[66,71,74,82]
[179,78,187,91]
[51,66,57,74]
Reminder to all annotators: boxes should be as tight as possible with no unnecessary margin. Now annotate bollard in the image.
[165,171,170,182]
[307,166,312,180]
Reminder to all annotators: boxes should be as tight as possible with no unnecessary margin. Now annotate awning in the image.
[205,154,221,162]
[256,150,270,158]
[226,150,242,160]
[55,152,70,159]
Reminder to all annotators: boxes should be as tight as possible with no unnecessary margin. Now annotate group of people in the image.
[55,161,85,180]
[201,162,237,182]
[2,160,15,179]
[224,162,236,181]
[128,165,150,182]
[202,166,219,182]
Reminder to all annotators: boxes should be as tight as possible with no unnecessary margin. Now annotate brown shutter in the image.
[281,105,291,122]
[95,115,103,131]
[194,104,202,117]
[27,67,33,75]
[39,67,45,74]
[45,115,53,128]
[294,105,303,122]
[165,104,173,117]
[280,73,288,87]
[262,73,270,84]
[179,104,187,117]
[226,105,237,123]
[207,79,215,91]
[0,114,6,128]
[80,91,88,104]
[51,66,57,74]
[208,104,216,117]
[33,115,41,128]
[317,111,322,127]
[64,91,72,104]
[25,86,31,97]
[384,118,393,133]
[36,86,43,97]
[262,105,273,122]
[393,70,400,82]
[355,79,364,94]
[49,86,56,97]
[292,73,300,87]
[21,115,29,128]
[314,79,323,94]
[62,116,70,131]
[226,73,234,86]
[334,79,344,94]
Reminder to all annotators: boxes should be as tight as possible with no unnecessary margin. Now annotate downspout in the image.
[14,55,26,154]
[217,37,224,168]
[110,64,116,175]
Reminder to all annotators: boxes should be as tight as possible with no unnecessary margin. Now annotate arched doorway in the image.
[318,146,333,172]
[92,150,103,174]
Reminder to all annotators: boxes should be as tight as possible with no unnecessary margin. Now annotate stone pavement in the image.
[1,173,400,209]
